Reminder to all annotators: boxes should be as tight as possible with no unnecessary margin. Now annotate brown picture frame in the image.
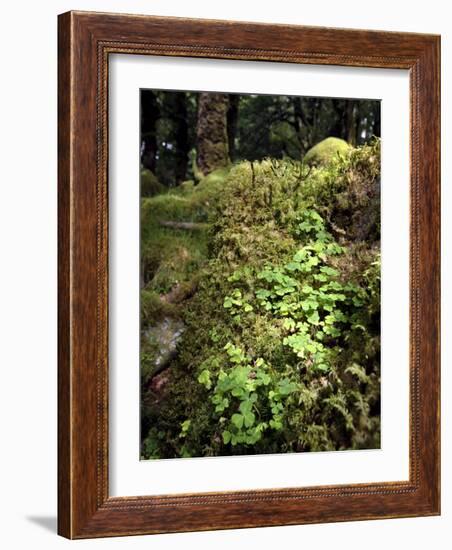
[58,10,440,539]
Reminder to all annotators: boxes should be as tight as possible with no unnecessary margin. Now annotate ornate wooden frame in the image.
[58,10,440,539]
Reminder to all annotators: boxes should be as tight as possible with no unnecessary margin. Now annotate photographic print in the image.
[58,13,440,537]
[140,90,381,460]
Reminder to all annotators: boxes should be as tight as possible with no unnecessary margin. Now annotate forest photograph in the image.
[140,89,381,460]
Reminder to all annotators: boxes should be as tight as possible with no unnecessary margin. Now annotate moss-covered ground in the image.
[140,140,381,459]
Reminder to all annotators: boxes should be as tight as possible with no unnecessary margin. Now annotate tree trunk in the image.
[329,99,346,141]
[346,100,358,146]
[140,90,159,172]
[173,93,189,184]
[196,93,229,176]
[227,94,240,161]
[373,102,381,138]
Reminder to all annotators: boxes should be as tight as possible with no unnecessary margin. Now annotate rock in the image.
[146,317,185,377]
[303,137,350,166]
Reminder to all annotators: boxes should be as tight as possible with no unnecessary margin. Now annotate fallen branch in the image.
[161,282,197,304]
[159,221,208,230]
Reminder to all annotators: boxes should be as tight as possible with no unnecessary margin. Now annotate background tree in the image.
[140,89,381,187]
[171,92,189,184]
[227,94,240,161]
[140,90,159,172]
[196,92,229,176]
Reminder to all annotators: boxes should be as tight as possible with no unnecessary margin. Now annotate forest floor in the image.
[140,140,381,460]
[140,168,229,400]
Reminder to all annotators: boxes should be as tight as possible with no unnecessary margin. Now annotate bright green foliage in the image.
[141,140,381,458]
[197,345,292,446]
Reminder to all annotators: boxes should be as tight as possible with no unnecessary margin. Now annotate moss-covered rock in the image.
[141,289,176,325]
[141,169,165,197]
[141,141,382,459]
[302,139,381,242]
[179,179,195,194]
[303,137,351,167]
[142,140,380,458]
[194,166,230,194]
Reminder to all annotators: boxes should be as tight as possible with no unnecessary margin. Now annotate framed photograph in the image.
[58,11,440,538]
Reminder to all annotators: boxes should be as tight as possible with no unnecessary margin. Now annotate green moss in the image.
[190,149,204,182]
[142,227,209,292]
[141,169,165,197]
[303,137,351,167]
[140,166,231,303]
[195,166,230,193]
[142,194,197,224]
[141,289,176,325]
[179,180,195,194]
[302,139,381,242]
[141,167,230,227]
[141,142,382,458]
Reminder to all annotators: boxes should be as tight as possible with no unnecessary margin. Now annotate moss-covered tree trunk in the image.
[196,93,229,176]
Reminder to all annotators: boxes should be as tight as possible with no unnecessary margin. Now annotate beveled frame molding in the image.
[58,11,440,539]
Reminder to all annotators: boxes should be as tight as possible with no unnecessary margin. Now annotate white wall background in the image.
[0,1,449,548]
